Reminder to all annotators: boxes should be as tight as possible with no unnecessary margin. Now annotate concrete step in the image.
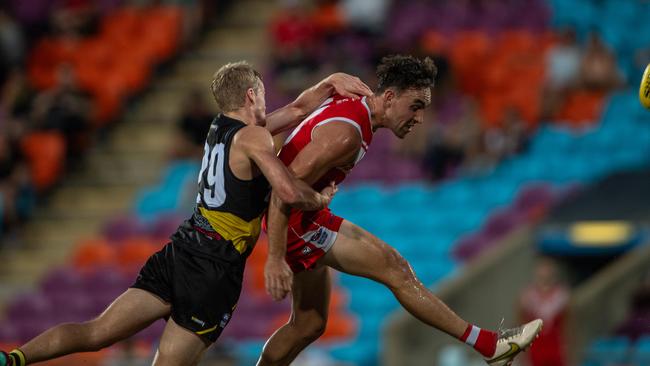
[70,150,166,185]
[109,121,174,153]
[199,27,270,55]
[18,216,104,253]
[223,0,276,27]
[126,88,187,123]
[45,185,138,215]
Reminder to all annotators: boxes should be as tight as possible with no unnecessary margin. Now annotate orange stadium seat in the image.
[449,31,492,95]
[246,236,269,296]
[555,90,606,127]
[73,237,117,271]
[27,38,81,90]
[420,30,447,55]
[320,311,357,340]
[20,132,66,192]
[311,3,346,35]
[496,30,537,56]
[116,237,160,272]
[479,93,507,127]
[139,6,183,62]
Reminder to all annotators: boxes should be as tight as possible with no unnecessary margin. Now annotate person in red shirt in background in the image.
[269,0,318,75]
[520,257,570,366]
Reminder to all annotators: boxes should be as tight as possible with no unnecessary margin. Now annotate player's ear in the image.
[383,88,395,108]
[246,87,256,105]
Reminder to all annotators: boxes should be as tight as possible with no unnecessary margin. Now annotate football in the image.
[641,63,650,109]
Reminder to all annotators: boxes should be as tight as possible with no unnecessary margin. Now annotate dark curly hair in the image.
[376,55,437,93]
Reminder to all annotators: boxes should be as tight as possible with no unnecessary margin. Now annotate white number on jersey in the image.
[197,141,226,207]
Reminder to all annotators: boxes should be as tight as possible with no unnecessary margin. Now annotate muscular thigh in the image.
[92,288,171,340]
[153,318,209,366]
[321,220,412,283]
[291,266,331,322]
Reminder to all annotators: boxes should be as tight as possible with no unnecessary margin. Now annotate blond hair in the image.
[210,61,262,112]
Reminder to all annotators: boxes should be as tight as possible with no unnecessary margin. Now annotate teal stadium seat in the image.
[134,161,200,220]
[584,336,630,365]
[632,336,650,364]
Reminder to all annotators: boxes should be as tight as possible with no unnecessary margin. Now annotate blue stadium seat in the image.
[584,336,631,365]
[631,335,650,364]
[134,160,200,220]
[329,337,380,366]
[234,340,265,366]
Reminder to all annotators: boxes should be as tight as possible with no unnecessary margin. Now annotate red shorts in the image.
[263,208,344,272]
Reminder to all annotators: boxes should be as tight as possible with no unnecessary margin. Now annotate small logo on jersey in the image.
[309,228,329,246]
[219,313,231,328]
[302,246,312,255]
[191,316,206,327]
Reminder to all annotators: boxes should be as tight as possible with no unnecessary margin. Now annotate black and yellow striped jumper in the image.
[132,114,270,343]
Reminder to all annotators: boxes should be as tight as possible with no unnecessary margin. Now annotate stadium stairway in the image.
[0,0,275,315]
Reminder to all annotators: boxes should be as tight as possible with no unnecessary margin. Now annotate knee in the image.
[293,315,327,343]
[153,347,182,366]
[380,247,417,288]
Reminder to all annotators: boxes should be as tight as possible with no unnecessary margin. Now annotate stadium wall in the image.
[566,241,650,365]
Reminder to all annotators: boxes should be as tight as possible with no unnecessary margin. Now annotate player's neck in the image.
[224,109,256,126]
[365,95,385,132]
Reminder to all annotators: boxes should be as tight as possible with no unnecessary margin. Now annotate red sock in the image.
[459,324,498,358]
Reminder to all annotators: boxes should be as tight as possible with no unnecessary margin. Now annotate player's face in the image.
[253,80,267,126]
[383,87,431,139]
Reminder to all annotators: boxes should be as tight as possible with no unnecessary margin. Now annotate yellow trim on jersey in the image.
[196,325,219,335]
[198,207,261,254]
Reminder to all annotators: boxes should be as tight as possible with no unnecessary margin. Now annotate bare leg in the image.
[152,318,209,366]
[321,220,468,338]
[257,266,331,366]
[19,288,170,364]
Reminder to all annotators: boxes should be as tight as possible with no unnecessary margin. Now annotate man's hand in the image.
[325,73,373,99]
[320,181,338,206]
[265,256,293,301]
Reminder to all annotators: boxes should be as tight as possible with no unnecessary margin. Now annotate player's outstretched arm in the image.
[236,125,333,211]
[264,73,372,135]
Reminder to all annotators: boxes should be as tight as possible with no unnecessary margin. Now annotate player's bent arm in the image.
[264,121,360,300]
[265,73,372,135]
[236,126,329,211]
[286,121,362,185]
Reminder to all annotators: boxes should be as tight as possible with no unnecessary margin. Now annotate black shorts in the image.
[131,237,245,343]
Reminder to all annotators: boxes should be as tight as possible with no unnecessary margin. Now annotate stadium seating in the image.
[27,5,183,125]
[2,1,649,365]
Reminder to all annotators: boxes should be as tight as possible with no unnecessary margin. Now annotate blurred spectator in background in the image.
[269,0,321,95]
[617,271,650,340]
[0,5,26,85]
[1,67,35,121]
[519,257,569,366]
[483,107,529,165]
[0,66,34,239]
[541,28,581,120]
[420,56,483,181]
[50,0,97,37]
[171,88,213,160]
[31,64,92,160]
[341,0,390,36]
[311,0,345,40]
[579,32,624,92]
[0,133,32,239]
